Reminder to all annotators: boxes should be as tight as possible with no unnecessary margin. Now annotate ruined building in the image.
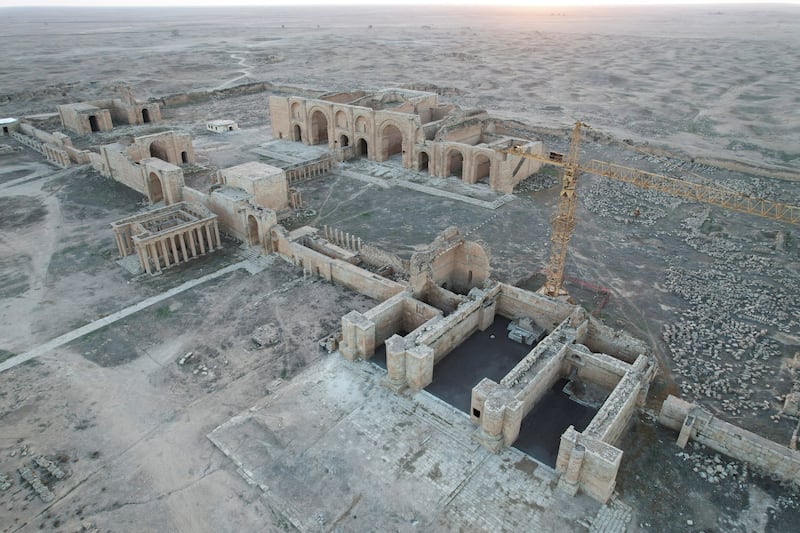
[58,86,161,135]
[269,88,543,193]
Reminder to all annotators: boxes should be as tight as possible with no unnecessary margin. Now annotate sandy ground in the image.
[0,4,799,532]
[1,5,798,176]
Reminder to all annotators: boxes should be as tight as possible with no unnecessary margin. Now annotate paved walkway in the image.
[0,261,249,374]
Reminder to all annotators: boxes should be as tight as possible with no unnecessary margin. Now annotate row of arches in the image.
[289,105,492,185]
[416,149,491,184]
[295,108,405,161]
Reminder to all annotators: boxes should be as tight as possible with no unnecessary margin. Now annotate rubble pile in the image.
[18,466,54,502]
[676,448,746,486]
[582,179,681,225]
[661,209,798,416]
[515,172,557,193]
[33,455,66,479]
[0,472,11,491]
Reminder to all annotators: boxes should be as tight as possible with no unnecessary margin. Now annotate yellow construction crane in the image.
[499,122,800,299]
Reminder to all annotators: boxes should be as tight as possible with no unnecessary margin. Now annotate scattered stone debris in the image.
[0,472,12,491]
[252,323,282,348]
[515,172,557,193]
[193,363,210,376]
[660,211,797,416]
[177,351,194,365]
[18,466,54,502]
[33,455,66,479]
[318,332,339,353]
[676,448,745,486]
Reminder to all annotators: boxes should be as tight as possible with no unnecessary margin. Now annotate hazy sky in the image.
[1,0,795,7]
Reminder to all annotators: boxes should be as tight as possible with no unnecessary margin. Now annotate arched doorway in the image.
[310,110,329,145]
[447,150,464,178]
[418,151,429,173]
[357,138,368,158]
[293,124,302,142]
[150,142,167,162]
[381,124,403,160]
[142,108,151,123]
[247,215,259,246]
[89,115,99,133]
[339,134,349,147]
[181,151,188,164]
[148,172,164,203]
[474,154,491,184]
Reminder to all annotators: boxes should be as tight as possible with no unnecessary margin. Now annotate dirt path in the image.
[213,51,253,91]
[0,261,250,373]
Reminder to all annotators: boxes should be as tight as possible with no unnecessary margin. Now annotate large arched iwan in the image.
[447,150,464,178]
[148,172,164,203]
[381,124,403,159]
[310,110,329,145]
[474,153,491,184]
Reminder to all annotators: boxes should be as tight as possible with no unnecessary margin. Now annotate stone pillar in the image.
[564,444,585,486]
[170,236,180,264]
[188,230,197,257]
[340,311,375,361]
[149,242,161,272]
[385,335,407,391]
[205,224,214,251]
[197,227,206,254]
[161,239,171,268]
[502,400,524,446]
[405,345,434,391]
[139,245,151,275]
[480,395,505,442]
[213,221,221,249]
[114,230,125,257]
[178,233,189,262]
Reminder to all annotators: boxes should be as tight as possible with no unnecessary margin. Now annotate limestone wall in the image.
[102,147,147,195]
[359,244,408,275]
[584,356,650,445]
[578,317,648,364]
[416,295,484,364]
[565,346,630,391]
[496,283,573,332]
[364,293,406,347]
[659,395,800,485]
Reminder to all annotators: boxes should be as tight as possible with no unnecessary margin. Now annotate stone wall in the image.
[659,395,800,485]
[496,283,574,332]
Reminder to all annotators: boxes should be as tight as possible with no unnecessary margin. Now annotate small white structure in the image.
[1,117,19,135]
[207,119,239,133]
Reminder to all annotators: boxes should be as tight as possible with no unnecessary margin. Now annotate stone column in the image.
[564,444,585,486]
[196,227,206,254]
[178,233,189,262]
[161,239,171,268]
[385,335,407,391]
[170,235,180,265]
[149,242,161,272]
[187,230,197,257]
[213,222,221,249]
[114,230,125,257]
[405,345,434,391]
[139,244,151,275]
[205,223,215,251]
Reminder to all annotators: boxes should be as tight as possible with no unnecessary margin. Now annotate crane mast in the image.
[498,122,799,299]
[542,122,584,298]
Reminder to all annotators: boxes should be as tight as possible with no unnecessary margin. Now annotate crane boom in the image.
[583,159,799,225]
[498,122,799,298]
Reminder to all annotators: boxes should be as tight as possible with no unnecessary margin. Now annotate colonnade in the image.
[134,220,221,274]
